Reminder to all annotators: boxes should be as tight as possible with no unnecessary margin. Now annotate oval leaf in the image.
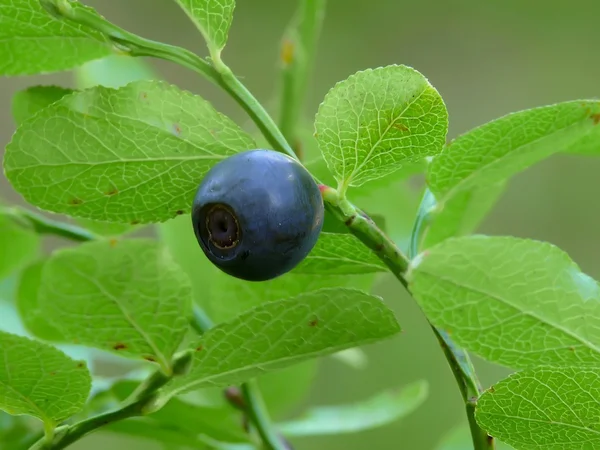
[408,235,600,369]
[428,100,600,201]
[163,288,401,396]
[0,0,110,76]
[4,80,256,224]
[476,367,600,450]
[173,0,235,53]
[38,239,193,371]
[0,330,91,425]
[277,380,428,437]
[315,64,448,190]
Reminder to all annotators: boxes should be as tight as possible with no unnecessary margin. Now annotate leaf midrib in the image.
[0,377,51,424]
[345,86,428,186]
[63,262,171,371]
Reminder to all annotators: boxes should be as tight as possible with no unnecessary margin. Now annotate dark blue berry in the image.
[192,149,324,282]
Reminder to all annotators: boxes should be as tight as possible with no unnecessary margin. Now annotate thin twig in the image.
[278,0,327,157]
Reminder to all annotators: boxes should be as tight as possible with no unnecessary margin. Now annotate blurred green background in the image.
[1,0,599,449]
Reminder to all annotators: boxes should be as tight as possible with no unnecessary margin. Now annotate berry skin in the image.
[191,149,324,282]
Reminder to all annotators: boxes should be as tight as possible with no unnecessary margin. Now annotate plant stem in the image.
[190,305,287,450]
[38,2,491,447]
[29,351,192,450]
[5,207,98,242]
[211,55,297,159]
[40,0,296,159]
[408,187,495,449]
[278,0,327,157]
[241,380,288,450]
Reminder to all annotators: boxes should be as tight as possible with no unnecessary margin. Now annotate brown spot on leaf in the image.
[591,113,600,125]
[113,343,127,351]
[173,123,182,136]
[69,198,83,206]
[109,239,118,248]
[175,210,184,215]
[144,356,156,362]
[393,123,409,132]
[345,215,356,226]
[77,362,85,368]
[105,187,118,196]
[140,92,148,100]
[196,345,204,352]
[568,346,576,351]
[308,318,318,327]
[130,219,140,225]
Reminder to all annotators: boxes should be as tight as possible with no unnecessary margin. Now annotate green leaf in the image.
[476,367,600,450]
[408,235,600,369]
[4,80,255,224]
[294,232,387,274]
[0,330,91,426]
[16,259,66,342]
[0,0,110,76]
[315,65,448,191]
[10,85,136,237]
[277,380,428,437]
[209,270,375,323]
[11,85,74,126]
[422,182,506,249]
[38,239,193,371]
[173,0,235,54]
[0,211,40,280]
[428,101,600,201]
[163,288,400,396]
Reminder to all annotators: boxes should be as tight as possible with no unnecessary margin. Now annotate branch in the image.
[36,2,491,448]
[410,188,493,450]
[278,0,327,157]
[39,0,295,159]
[29,351,193,450]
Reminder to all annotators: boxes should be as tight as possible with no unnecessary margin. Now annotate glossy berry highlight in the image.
[192,149,324,282]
